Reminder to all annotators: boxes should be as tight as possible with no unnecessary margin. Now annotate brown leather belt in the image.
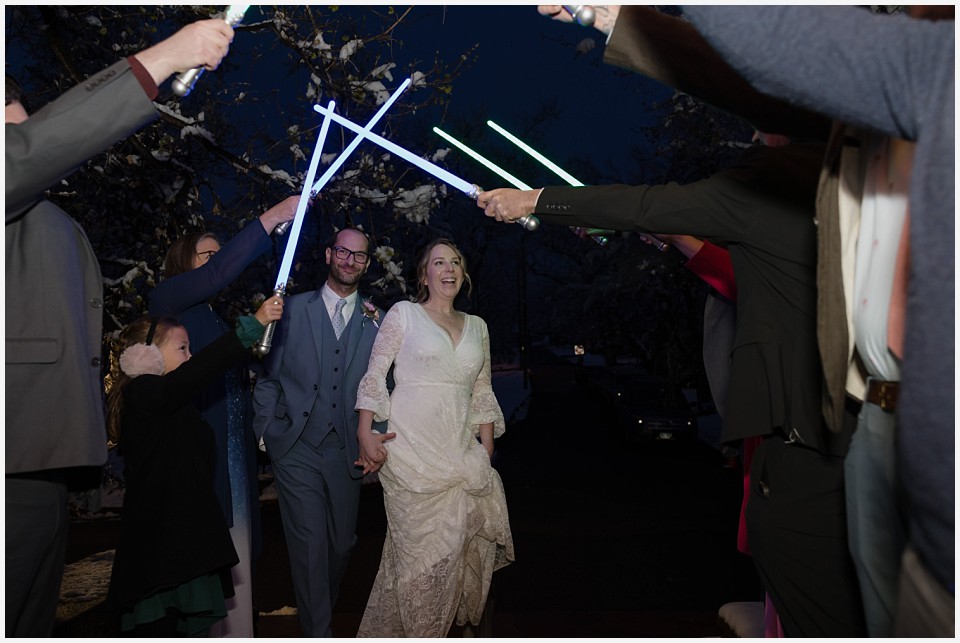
[866,379,899,413]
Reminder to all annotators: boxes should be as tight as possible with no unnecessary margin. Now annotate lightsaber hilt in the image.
[254,286,286,355]
[273,220,293,236]
[638,232,670,252]
[468,184,540,232]
[172,4,249,97]
[563,5,596,27]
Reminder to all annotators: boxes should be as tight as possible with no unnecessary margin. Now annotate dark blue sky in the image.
[377,5,671,185]
[5,5,671,189]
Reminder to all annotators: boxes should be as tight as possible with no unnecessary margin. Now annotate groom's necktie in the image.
[332,298,347,340]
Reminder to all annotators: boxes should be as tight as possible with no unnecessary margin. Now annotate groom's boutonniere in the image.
[361,300,380,328]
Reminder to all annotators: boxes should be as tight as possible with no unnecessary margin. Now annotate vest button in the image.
[335,349,340,354]
[314,384,318,390]
[332,385,337,390]
[333,367,339,372]
[331,403,337,408]
[302,411,309,417]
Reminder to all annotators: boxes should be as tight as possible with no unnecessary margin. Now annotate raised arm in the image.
[149,198,297,316]
[681,6,954,141]
[5,19,235,222]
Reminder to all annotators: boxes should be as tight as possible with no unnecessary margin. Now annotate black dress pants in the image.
[746,434,867,637]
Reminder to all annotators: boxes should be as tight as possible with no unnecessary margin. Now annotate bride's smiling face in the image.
[423,244,464,301]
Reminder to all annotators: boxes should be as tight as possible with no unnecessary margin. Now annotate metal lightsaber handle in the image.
[563,5,596,27]
[468,184,540,232]
[254,286,286,355]
[172,5,249,97]
[638,232,670,252]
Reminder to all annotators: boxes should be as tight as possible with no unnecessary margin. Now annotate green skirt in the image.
[120,572,227,636]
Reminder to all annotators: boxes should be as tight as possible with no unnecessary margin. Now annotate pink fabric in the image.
[764,593,785,637]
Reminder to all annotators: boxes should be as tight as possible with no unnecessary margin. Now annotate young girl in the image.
[106,295,283,636]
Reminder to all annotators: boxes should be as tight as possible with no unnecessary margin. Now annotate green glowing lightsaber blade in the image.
[486,120,584,186]
[432,127,532,190]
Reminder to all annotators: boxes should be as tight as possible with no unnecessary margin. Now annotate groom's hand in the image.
[356,428,396,474]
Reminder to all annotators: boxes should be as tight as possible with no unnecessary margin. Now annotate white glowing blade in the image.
[274,100,335,290]
[486,120,584,187]
[224,5,250,26]
[432,127,532,190]
[313,104,476,196]
[310,77,412,194]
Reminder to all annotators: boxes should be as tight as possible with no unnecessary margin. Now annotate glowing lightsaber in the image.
[486,120,668,252]
[254,100,336,355]
[310,77,412,195]
[487,120,583,187]
[432,127,532,190]
[563,5,596,27]
[173,5,250,97]
[314,104,539,231]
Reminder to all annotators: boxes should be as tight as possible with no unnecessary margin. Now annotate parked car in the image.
[613,375,698,441]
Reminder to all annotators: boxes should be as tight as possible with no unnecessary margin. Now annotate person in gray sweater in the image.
[680,6,954,637]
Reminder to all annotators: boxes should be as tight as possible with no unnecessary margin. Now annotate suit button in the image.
[332,385,337,391]
[331,403,337,408]
[333,367,339,372]
[313,384,318,390]
[90,298,102,308]
[90,357,101,367]
[302,411,309,417]
[335,349,340,354]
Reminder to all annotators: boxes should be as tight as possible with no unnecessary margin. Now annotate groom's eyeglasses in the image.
[332,246,370,264]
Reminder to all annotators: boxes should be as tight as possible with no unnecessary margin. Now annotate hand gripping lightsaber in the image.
[563,5,596,27]
[485,120,669,252]
[254,100,336,355]
[173,5,250,97]
[312,103,540,232]
[432,126,546,231]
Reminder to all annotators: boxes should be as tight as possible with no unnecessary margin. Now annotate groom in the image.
[253,227,392,636]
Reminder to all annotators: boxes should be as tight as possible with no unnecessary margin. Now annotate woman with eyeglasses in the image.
[147,196,296,636]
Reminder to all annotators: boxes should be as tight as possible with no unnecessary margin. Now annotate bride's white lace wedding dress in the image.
[355,301,515,637]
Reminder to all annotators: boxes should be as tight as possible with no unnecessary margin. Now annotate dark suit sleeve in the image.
[535,173,759,247]
[534,144,822,261]
[604,5,830,140]
[149,219,273,316]
[5,59,158,221]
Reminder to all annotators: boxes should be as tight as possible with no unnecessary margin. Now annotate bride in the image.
[354,238,515,637]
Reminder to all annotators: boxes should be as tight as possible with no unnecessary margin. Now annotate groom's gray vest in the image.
[300,312,353,447]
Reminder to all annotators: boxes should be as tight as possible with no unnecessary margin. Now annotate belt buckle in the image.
[873,380,897,412]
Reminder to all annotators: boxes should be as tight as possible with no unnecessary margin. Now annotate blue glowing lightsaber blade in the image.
[432,127,532,190]
[313,104,539,231]
[310,77,412,195]
[254,100,335,355]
